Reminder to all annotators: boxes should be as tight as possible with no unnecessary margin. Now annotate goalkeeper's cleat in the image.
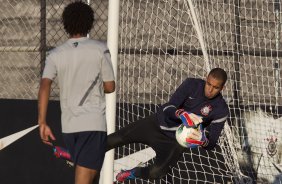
[53,146,71,161]
[116,168,136,182]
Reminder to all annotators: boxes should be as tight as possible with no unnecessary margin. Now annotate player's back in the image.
[46,37,111,133]
[51,37,107,107]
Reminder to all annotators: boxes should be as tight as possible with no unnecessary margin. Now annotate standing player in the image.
[38,2,115,184]
[107,68,229,182]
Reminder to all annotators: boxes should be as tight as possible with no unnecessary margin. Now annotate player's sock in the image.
[116,168,136,182]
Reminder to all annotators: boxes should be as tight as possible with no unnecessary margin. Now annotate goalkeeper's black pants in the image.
[106,114,185,180]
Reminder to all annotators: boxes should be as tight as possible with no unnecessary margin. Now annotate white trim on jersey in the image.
[163,104,177,111]
[211,115,228,124]
[160,125,179,131]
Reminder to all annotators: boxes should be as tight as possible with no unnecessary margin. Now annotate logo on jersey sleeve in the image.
[200,105,212,116]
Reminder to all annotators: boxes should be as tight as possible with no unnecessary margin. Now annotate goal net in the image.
[115,0,282,183]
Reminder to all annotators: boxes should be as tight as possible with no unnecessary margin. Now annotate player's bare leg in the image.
[75,165,98,184]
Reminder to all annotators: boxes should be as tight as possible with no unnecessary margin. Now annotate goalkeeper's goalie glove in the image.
[176,110,203,128]
[186,124,209,148]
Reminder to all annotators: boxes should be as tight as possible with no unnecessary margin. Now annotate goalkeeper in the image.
[107,68,229,182]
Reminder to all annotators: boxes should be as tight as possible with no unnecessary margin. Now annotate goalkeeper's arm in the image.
[162,103,191,123]
[162,103,183,123]
[203,114,228,150]
[202,121,225,150]
[161,78,195,125]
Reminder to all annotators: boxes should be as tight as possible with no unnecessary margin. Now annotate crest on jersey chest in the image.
[200,105,212,116]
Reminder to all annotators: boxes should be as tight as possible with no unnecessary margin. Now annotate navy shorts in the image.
[62,131,107,170]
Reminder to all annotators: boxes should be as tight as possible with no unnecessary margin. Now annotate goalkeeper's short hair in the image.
[208,68,227,86]
[62,1,94,36]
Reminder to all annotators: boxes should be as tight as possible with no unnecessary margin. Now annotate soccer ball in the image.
[175,124,201,148]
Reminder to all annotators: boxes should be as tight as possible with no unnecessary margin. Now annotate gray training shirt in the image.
[42,37,115,133]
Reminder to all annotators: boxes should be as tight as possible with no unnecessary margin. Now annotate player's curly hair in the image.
[62,1,94,36]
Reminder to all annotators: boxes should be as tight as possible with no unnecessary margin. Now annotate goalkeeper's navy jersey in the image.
[156,78,229,150]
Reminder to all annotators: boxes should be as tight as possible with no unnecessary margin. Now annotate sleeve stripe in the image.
[163,105,177,111]
[160,125,179,131]
[79,74,100,106]
[211,115,228,124]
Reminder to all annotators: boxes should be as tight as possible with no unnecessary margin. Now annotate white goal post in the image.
[101,0,120,183]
